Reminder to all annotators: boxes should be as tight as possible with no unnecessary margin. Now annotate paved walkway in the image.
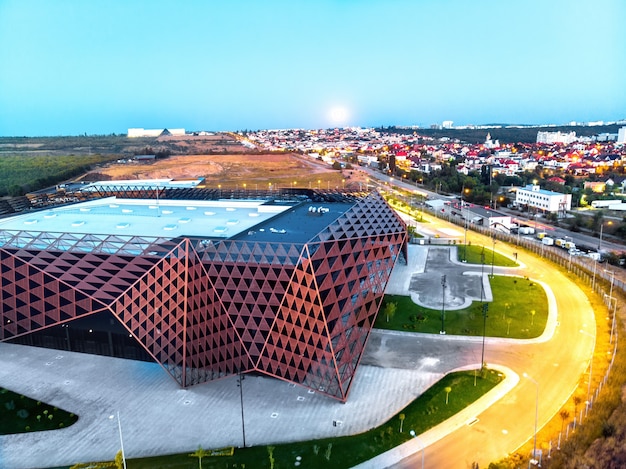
[0,245,537,469]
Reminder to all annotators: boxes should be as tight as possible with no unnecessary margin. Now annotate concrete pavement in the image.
[0,243,548,469]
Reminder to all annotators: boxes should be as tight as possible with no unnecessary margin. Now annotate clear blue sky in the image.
[1,0,624,136]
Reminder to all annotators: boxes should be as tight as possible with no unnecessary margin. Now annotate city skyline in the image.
[1,0,625,137]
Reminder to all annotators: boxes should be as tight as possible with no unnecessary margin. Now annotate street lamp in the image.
[605,269,617,344]
[479,250,489,371]
[490,233,496,277]
[409,430,425,469]
[109,412,127,469]
[481,303,489,371]
[462,183,470,262]
[523,373,540,468]
[598,220,612,251]
[440,275,447,335]
[579,329,595,410]
[237,371,247,448]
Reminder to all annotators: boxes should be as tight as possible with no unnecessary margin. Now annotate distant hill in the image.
[380,124,623,144]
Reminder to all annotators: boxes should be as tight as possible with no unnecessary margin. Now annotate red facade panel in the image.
[0,192,407,401]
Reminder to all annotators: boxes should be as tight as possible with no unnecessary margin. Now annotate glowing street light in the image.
[409,430,425,469]
[598,220,613,251]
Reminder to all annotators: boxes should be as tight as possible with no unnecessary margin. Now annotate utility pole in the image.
[440,275,447,334]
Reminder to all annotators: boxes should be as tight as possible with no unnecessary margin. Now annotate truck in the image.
[518,226,535,235]
[542,237,554,246]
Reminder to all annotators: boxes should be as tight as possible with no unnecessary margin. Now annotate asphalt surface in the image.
[0,221,592,469]
[379,213,595,469]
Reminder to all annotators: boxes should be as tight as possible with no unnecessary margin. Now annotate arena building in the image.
[0,184,407,401]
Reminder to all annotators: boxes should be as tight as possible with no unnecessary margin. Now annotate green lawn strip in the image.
[376,276,547,338]
[116,370,503,469]
[457,244,518,267]
[386,197,428,224]
[0,387,78,434]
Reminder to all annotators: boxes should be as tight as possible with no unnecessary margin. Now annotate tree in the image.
[559,409,570,434]
[445,386,452,404]
[383,302,397,323]
[115,450,124,469]
[399,413,405,432]
[573,395,582,419]
[189,446,210,469]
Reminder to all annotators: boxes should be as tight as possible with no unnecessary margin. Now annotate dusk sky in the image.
[1,0,624,136]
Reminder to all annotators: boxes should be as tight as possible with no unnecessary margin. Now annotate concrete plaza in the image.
[0,244,523,469]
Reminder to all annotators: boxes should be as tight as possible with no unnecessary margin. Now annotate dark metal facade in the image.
[0,192,406,401]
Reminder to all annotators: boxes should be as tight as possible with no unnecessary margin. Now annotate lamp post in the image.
[409,430,425,469]
[440,275,447,335]
[598,220,612,251]
[579,329,595,410]
[109,412,127,469]
[606,269,617,344]
[461,183,470,262]
[491,234,496,277]
[480,249,488,371]
[523,373,540,468]
[237,371,247,448]
[481,303,489,371]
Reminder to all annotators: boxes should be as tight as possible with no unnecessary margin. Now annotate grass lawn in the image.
[0,387,78,434]
[102,369,503,469]
[376,276,547,338]
[457,244,518,267]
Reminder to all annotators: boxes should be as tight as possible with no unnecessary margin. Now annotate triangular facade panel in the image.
[0,190,406,402]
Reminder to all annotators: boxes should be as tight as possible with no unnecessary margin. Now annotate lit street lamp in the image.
[109,412,127,469]
[523,373,540,468]
[598,220,612,251]
[409,430,425,469]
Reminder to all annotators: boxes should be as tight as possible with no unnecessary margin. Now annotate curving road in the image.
[364,213,596,468]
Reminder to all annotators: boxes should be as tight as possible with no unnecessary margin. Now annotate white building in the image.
[536,131,577,144]
[514,184,572,215]
[617,126,626,144]
[128,128,186,138]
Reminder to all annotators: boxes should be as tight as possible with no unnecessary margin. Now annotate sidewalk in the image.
[0,244,533,469]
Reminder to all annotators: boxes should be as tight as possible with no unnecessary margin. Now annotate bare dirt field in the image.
[83,153,368,190]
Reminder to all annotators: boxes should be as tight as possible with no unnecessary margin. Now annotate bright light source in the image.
[329,107,348,125]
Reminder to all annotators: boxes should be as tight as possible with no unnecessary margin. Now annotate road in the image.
[359,165,626,255]
[377,210,595,468]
